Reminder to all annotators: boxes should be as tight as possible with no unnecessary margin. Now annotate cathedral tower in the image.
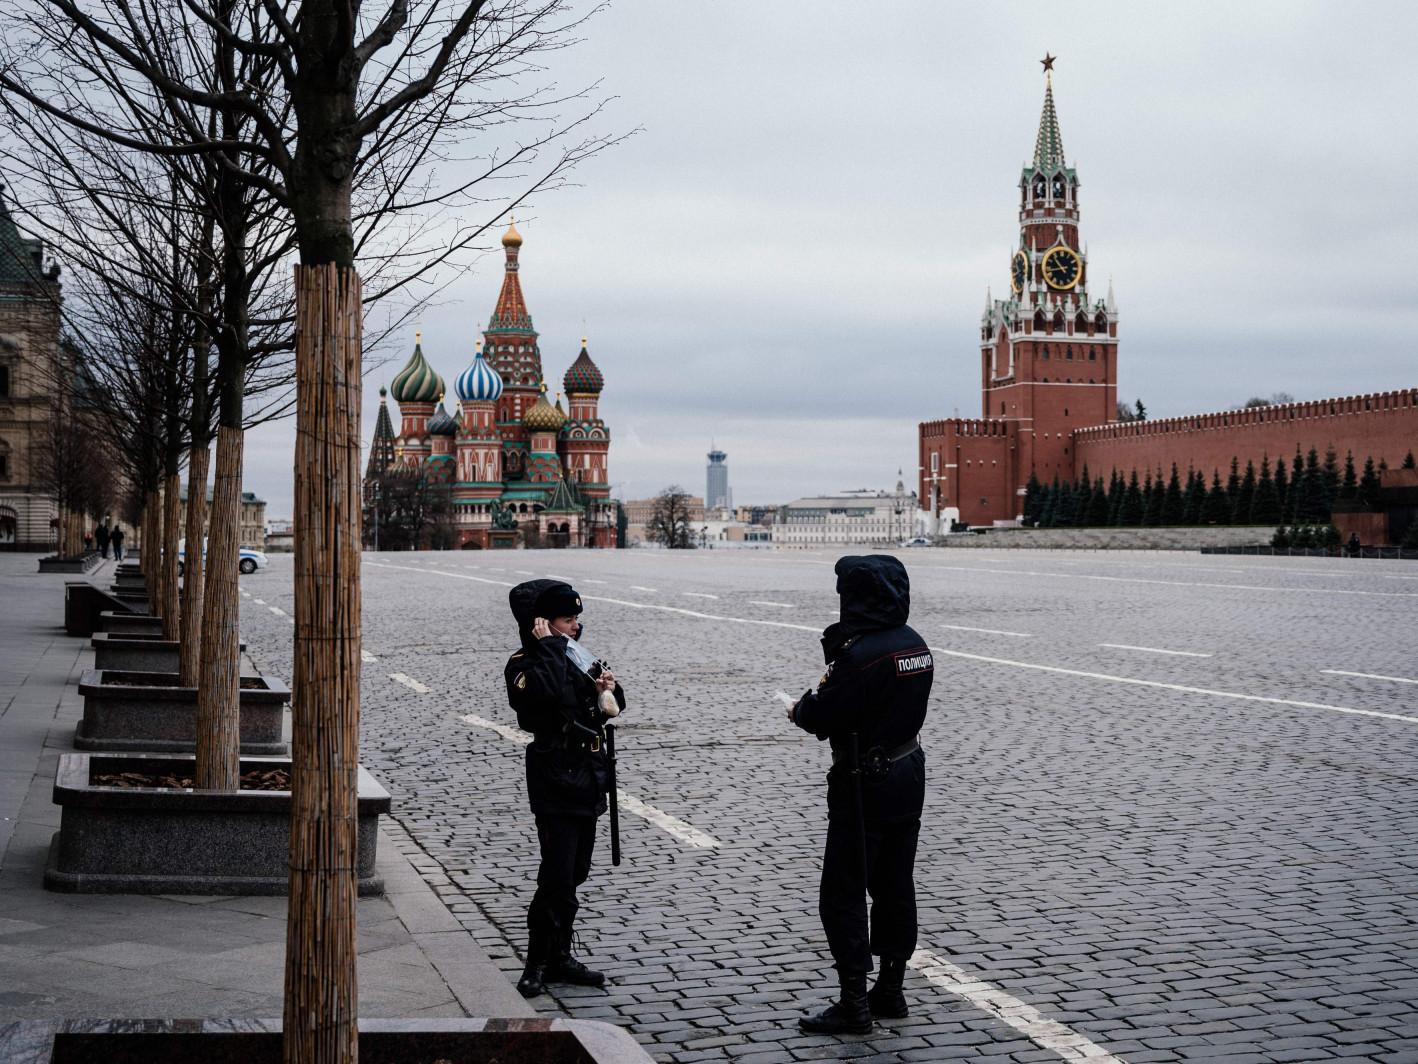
[485,221,543,482]
[560,338,610,500]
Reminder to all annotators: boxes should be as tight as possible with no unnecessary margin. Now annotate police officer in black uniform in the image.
[788,555,933,1033]
[505,579,626,997]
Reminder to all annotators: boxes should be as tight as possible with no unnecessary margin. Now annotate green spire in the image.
[544,476,581,513]
[1033,75,1066,172]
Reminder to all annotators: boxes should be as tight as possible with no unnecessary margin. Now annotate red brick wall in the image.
[1074,390,1418,481]
[919,419,1015,526]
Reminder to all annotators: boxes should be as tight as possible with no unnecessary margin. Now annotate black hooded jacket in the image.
[792,555,933,822]
[504,579,625,817]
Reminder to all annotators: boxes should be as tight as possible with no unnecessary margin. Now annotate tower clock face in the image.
[1010,250,1028,293]
[1042,246,1082,290]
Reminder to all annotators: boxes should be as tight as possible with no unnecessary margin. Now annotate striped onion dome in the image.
[563,338,604,395]
[390,333,444,403]
[522,382,565,432]
[427,399,459,437]
[455,339,503,402]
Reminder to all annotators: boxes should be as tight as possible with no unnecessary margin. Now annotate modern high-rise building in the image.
[706,447,730,510]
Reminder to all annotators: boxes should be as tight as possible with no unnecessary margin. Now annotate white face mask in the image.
[564,636,597,676]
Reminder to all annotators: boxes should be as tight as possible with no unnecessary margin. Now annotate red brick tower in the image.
[560,337,611,500]
[484,220,543,482]
[920,60,1119,527]
[985,62,1118,484]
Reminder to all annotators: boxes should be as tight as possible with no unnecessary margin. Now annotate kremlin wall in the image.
[919,72,1415,541]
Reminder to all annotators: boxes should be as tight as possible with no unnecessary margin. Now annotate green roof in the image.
[544,477,581,513]
[1032,79,1066,173]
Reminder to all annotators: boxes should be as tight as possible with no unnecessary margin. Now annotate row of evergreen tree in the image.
[1022,447,1416,529]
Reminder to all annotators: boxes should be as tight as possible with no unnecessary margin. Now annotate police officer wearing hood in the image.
[787,555,933,1033]
[505,579,626,997]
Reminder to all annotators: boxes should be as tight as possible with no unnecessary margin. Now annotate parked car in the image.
[177,539,269,575]
[900,536,933,548]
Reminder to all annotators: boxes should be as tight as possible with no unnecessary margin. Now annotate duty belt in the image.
[833,735,920,769]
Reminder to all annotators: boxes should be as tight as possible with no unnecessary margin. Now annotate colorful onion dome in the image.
[563,337,604,395]
[501,218,523,248]
[427,398,458,437]
[522,382,566,432]
[455,338,503,402]
[390,332,444,403]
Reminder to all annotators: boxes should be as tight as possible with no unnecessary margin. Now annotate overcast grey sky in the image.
[243,0,1418,518]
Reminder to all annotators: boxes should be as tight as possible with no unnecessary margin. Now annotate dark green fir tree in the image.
[1274,455,1290,520]
[1022,471,1044,526]
[1403,451,1416,470]
[1359,457,1382,507]
[1160,463,1184,525]
[1054,477,1077,527]
[1181,468,1205,525]
[1232,459,1256,524]
[1087,476,1110,526]
[1040,474,1060,528]
[1340,451,1358,500]
[1073,475,1093,527]
[1143,470,1164,526]
[1107,469,1125,526]
[1121,470,1145,526]
[1322,447,1340,509]
[1224,456,1241,510]
[1250,455,1282,525]
[1202,470,1231,525]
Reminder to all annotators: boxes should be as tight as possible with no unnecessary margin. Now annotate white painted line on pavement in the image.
[288,618,295,625]
[389,673,431,694]
[1321,669,1418,685]
[252,598,266,604]
[240,590,250,597]
[750,600,796,608]
[458,714,721,850]
[1100,643,1211,658]
[616,792,721,850]
[683,592,719,599]
[941,624,1032,638]
[460,712,532,743]
[269,606,285,616]
[515,569,534,575]
[913,562,1418,598]
[927,646,1418,726]
[629,585,658,592]
[361,650,378,662]
[910,948,1128,1064]
[583,579,607,584]
[370,562,1418,728]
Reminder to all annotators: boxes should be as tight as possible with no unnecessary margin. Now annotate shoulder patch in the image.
[894,649,933,676]
[514,672,527,689]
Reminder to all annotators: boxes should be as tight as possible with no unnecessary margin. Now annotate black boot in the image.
[799,971,873,1034]
[516,962,547,998]
[867,958,909,1019]
[546,952,606,987]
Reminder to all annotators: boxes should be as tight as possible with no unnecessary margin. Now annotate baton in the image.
[849,732,867,881]
[605,723,621,866]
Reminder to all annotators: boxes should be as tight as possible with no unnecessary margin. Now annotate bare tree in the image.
[648,485,696,549]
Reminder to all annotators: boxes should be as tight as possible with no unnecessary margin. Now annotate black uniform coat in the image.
[792,555,932,822]
[505,579,625,817]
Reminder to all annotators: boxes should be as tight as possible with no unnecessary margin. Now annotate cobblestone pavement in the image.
[236,549,1418,1063]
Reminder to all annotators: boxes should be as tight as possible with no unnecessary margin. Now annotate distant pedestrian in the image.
[1347,532,1361,557]
[110,525,125,562]
[96,524,110,559]
[505,579,626,998]
[786,555,934,1033]
[84,532,94,552]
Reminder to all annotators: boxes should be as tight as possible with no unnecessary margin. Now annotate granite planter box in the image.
[111,591,150,613]
[90,633,248,673]
[0,1018,655,1064]
[75,669,287,755]
[38,553,101,574]
[98,611,161,636]
[44,752,389,896]
[64,587,140,638]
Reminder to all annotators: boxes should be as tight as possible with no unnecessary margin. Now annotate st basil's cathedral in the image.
[365,221,616,548]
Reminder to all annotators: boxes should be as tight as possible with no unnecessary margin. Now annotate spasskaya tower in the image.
[920,57,1119,527]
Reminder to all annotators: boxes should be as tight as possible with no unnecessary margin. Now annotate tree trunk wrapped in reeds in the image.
[160,471,181,639]
[195,424,243,791]
[179,443,210,687]
[285,264,362,1063]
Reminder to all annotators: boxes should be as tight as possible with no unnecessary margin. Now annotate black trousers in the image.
[819,814,920,975]
[527,813,597,963]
